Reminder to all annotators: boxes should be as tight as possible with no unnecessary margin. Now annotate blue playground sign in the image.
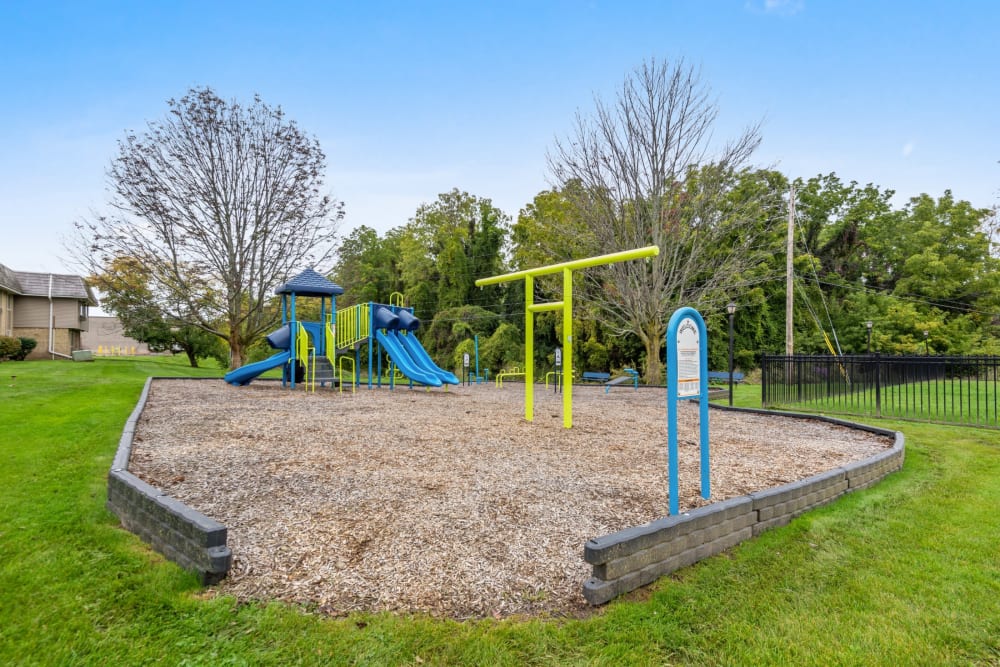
[666,307,711,516]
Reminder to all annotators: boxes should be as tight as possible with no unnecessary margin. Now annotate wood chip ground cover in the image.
[129,379,892,618]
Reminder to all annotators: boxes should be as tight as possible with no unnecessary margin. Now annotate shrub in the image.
[581,338,609,371]
[12,337,37,361]
[0,336,20,361]
[481,322,523,371]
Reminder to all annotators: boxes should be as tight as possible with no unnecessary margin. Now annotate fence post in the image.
[874,353,882,418]
[761,356,768,406]
[796,355,803,404]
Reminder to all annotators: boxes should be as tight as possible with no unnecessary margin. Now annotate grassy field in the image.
[1,359,998,665]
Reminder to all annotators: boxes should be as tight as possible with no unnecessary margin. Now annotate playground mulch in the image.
[128,379,893,619]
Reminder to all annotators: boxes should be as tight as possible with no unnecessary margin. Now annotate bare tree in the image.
[75,87,343,368]
[547,59,779,384]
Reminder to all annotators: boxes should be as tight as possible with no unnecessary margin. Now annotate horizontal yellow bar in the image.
[528,301,564,313]
[476,245,659,287]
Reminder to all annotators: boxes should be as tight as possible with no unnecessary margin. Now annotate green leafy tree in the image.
[889,192,998,306]
[783,179,998,356]
[480,322,524,371]
[512,184,596,271]
[398,189,510,319]
[91,256,230,367]
[423,304,500,371]
[330,225,402,306]
[793,174,897,287]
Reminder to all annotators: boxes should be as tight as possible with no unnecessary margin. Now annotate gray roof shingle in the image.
[0,263,23,293]
[8,269,98,305]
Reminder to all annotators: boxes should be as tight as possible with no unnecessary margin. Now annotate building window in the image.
[79,302,88,320]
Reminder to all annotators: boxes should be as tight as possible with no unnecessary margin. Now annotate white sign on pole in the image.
[554,347,562,367]
[666,307,710,516]
[676,317,700,397]
[463,353,470,368]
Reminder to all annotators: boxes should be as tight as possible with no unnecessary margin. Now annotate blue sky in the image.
[2,1,997,274]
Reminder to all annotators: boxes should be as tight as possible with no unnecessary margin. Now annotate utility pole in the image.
[785,185,795,356]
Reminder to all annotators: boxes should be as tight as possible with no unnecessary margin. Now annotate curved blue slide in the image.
[396,331,460,385]
[375,330,442,387]
[224,350,290,386]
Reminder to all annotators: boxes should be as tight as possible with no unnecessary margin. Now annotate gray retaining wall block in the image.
[106,377,232,585]
[583,407,904,605]
[585,495,753,565]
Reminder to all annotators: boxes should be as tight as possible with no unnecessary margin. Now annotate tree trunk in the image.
[229,335,245,370]
[184,346,199,368]
[639,322,665,386]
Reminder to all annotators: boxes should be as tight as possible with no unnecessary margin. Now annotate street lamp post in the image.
[865,320,873,354]
[923,330,929,356]
[727,302,737,406]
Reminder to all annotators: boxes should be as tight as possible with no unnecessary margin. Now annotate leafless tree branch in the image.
[70,87,343,367]
[546,58,776,383]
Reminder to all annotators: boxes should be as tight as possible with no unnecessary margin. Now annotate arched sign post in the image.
[666,307,710,515]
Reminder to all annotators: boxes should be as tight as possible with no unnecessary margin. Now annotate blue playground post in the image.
[474,334,480,382]
[666,307,711,516]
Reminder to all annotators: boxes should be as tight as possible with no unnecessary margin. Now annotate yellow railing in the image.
[325,320,336,368]
[338,356,356,394]
[495,367,525,388]
[336,303,370,350]
[545,369,577,389]
[295,322,315,393]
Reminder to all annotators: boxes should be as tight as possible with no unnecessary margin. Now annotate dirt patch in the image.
[128,379,891,618]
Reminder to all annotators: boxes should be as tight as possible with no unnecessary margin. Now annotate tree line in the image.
[75,62,1000,379]
[330,176,999,383]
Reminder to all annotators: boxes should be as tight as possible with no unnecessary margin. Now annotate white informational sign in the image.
[554,347,562,367]
[676,317,701,397]
[463,353,470,368]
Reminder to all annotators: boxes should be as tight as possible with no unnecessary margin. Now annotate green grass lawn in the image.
[1,360,998,665]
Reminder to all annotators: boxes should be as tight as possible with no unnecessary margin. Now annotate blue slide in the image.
[396,331,460,385]
[224,350,290,386]
[375,330,443,387]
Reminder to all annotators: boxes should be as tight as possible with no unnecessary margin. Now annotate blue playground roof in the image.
[274,268,344,297]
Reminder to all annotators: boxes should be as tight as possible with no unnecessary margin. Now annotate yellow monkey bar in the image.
[475,245,659,428]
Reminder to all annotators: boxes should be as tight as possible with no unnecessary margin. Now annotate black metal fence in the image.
[761,354,1000,428]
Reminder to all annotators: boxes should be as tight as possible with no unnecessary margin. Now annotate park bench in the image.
[707,371,744,384]
[581,371,611,383]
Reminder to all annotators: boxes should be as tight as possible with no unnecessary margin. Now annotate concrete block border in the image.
[583,406,904,605]
[106,377,232,584]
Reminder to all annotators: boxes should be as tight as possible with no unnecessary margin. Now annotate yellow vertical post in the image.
[525,274,534,421]
[562,267,573,428]
[475,245,658,429]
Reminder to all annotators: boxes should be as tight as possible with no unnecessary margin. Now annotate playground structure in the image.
[223,269,458,390]
[475,245,660,428]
